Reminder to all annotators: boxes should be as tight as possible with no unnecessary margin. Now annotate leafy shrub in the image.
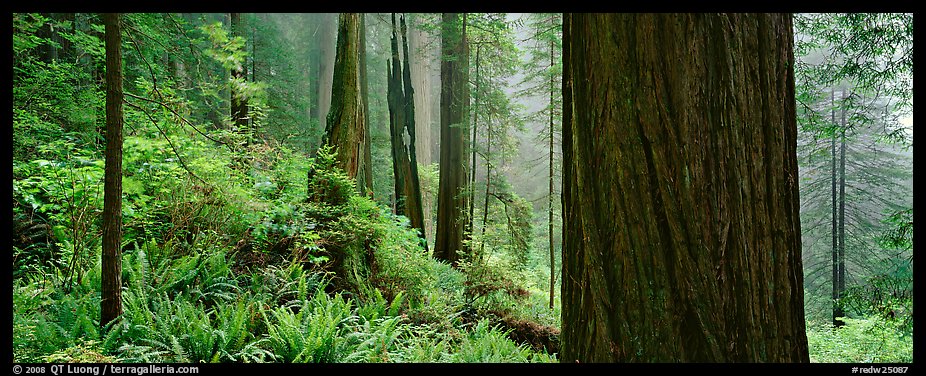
[306,145,356,207]
[806,317,913,363]
[45,340,118,363]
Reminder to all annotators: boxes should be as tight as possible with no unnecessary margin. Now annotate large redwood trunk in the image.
[561,13,809,362]
[321,13,365,179]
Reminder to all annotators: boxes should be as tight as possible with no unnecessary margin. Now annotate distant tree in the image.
[560,13,809,362]
[518,12,563,309]
[317,13,337,132]
[794,13,914,326]
[795,13,912,146]
[230,13,249,138]
[462,13,528,267]
[101,12,124,329]
[407,15,437,240]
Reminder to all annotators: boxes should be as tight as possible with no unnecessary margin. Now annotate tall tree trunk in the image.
[561,13,808,362]
[476,46,492,259]
[837,89,848,326]
[469,45,479,247]
[357,14,373,195]
[434,13,470,265]
[321,13,365,179]
[317,13,337,132]
[387,14,428,248]
[388,15,409,216]
[548,17,557,310]
[101,12,124,330]
[830,88,843,327]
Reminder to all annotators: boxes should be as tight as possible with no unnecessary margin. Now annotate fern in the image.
[214,299,255,361]
[450,319,545,363]
[343,316,405,363]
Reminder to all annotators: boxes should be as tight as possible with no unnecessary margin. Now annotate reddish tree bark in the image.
[561,13,809,362]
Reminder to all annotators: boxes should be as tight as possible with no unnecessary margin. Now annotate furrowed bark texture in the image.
[561,13,809,362]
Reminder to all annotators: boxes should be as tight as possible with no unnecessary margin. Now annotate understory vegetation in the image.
[13,102,561,362]
[13,135,560,363]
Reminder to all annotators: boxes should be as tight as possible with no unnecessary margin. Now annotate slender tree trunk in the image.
[561,13,808,362]
[101,12,124,330]
[469,45,479,247]
[251,20,256,82]
[230,13,249,137]
[357,14,373,195]
[317,13,337,132]
[830,88,843,327]
[434,12,470,265]
[321,13,365,179]
[477,46,492,259]
[548,18,556,310]
[837,89,848,325]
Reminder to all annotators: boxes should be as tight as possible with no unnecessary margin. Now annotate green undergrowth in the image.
[12,127,557,363]
[806,318,913,363]
[13,245,555,363]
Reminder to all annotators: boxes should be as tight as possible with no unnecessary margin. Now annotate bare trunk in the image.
[837,89,848,326]
[548,20,556,310]
[471,46,480,255]
[101,12,124,329]
[830,88,843,327]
